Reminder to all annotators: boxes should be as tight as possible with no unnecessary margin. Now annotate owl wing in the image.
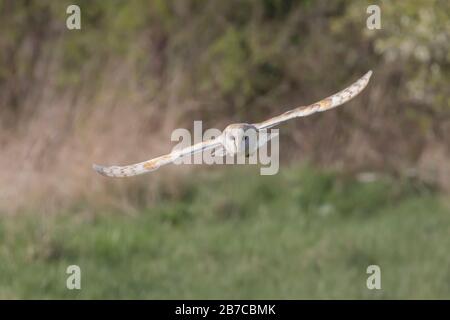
[93,138,222,177]
[254,71,372,130]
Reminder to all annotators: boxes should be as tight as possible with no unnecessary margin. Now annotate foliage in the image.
[0,3,449,216]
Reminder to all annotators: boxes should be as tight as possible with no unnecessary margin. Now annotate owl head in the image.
[223,123,258,155]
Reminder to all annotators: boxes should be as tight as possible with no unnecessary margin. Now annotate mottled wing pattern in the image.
[255,71,372,130]
[93,138,222,177]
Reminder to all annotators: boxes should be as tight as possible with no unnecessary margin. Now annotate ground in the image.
[1,166,449,299]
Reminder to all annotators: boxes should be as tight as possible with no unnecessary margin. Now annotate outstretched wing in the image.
[93,138,222,177]
[254,71,372,130]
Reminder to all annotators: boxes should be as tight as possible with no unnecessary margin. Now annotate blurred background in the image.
[0,0,449,298]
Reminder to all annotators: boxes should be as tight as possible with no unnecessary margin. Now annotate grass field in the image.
[0,166,449,299]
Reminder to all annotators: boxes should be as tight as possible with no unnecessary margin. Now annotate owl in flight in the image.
[94,71,372,177]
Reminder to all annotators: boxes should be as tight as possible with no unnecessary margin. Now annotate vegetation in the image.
[1,166,449,299]
[0,0,449,299]
[1,1,449,213]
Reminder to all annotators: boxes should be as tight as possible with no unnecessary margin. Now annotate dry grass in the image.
[1,59,449,214]
[1,0,449,214]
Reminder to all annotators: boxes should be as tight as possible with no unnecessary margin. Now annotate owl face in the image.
[223,123,258,156]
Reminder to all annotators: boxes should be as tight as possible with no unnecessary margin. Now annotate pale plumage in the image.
[94,71,372,177]
[255,70,372,129]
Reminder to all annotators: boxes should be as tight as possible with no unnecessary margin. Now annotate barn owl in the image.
[93,70,372,177]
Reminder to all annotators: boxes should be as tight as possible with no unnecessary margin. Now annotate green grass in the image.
[0,166,449,299]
